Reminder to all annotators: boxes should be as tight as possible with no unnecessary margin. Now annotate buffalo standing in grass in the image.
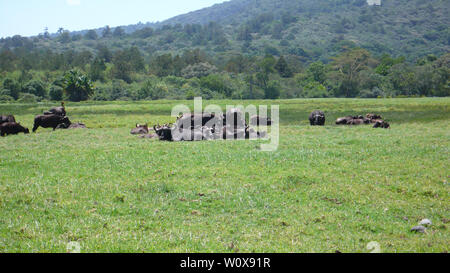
[44,102,66,117]
[0,115,15,125]
[0,122,29,136]
[33,114,71,132]
[309,110,325,126]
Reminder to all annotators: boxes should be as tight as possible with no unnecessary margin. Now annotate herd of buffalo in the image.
[0,102,86,136]
[309,110,390,128]
[1,102,389,139]
[130,109,390,142]
[131,109,269,141]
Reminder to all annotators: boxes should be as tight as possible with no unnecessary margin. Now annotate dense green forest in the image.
[0,0,448,102]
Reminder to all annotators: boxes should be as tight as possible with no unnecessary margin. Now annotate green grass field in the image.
[0,98,449,253]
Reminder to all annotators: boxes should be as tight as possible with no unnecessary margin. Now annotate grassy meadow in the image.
[0,98,449,253]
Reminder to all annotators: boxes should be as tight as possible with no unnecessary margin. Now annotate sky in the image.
[0,0,228,38]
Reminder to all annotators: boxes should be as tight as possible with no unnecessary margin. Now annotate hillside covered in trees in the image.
[0,0,448,102]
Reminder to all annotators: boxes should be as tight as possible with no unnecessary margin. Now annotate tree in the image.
[237,26,252,41]
[102,26,112,38]
[2,78,20,99]
[255,55,276,89]
[375,54,405,76]
[331,48,371,97]
[264,81,281,99]
[43,27,50,39]
[113,27,125,37]
[111,47,145,82]
[152,54,174,77]
[307,61,327,84]
[126,46,145,72]
[63,70,93,101]
[89,57,107,82]
[181,63,218,79]
[274,56,293,78]
[112,57,132,83]
[59,31,71,44]
[84,30,98,40]
[200,74,232,97]
[133,27,154,39]
[97,45,113,63]
[49,85,63,101]
[23,80,46,98]
[225,54,249,74]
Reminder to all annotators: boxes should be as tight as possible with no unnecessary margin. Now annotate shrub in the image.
[49,85,63,101]
[63,70,94,102]
[17,93,38,103]
[0,95,14,102]
[302,81,329,98]
[182,63,218,79]
[264,81,281,99]
[22,80,46,98]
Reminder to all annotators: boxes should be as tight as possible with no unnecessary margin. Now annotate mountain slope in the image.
[1,0,449,62]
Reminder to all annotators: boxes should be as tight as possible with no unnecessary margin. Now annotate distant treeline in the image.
[0,43,448,102]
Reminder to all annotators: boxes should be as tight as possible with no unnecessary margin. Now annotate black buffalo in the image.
[33,114,71,132]
[0,122,29,136]
[176,113,220,130]
[154,124,174,141]
[373,120,390,129]
[309,110,325,126]
[0,115,15,125]
[223,108,246,129]
[44,102,66,116]
[336,116,354,125]
[366,113,383,121]
[336,115,371,125]
[250,115,272,126]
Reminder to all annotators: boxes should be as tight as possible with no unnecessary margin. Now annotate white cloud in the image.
[66,0,81,6]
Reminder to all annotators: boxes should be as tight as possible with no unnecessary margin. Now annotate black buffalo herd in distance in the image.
[1,103,389,138]
[0,102,86,136]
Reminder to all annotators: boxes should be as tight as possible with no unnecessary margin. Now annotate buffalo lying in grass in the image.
[309,110,325,126]
[366,113,383,120]
[154,124,174,141]
[336,113,389,129]
[33,114,71,132]
[131,124,150,135]
[154,124,215,142]
[56,122,87,129]
[250,115,272,126]
[153,108,267,142]
[153,123,266,142]
[0,122,29,136]
[223,108,246,128]
[44,102,66,117]
[335,116,354,125]
[373,120,390,129]
[176,113,222,130]
[0,115,15,125]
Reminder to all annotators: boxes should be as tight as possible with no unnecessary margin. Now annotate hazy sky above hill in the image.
[0,0,228,38]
